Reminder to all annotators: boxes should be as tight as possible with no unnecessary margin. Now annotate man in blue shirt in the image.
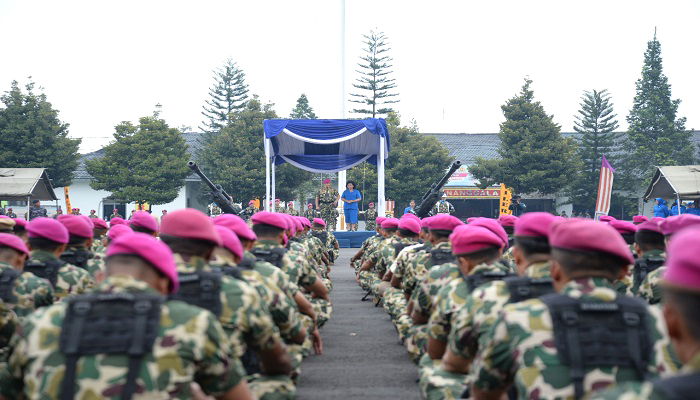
[404,200,416,215]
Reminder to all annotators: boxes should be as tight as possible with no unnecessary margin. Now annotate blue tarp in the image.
[263,119,389,173]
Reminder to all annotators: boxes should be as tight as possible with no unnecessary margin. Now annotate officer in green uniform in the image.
[286,202,299,216]
[315,179,339,230]
[589,227,700,400]
[471,219,679,400]
[242,201,259,221]
[57,215,106,280]
[303,203,316,223]
[363,202,378,231]
[0,231,254,400]
[5,209,16,219]
[432,193,455,215]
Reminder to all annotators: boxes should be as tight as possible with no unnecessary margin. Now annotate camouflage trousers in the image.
[405,323,429,363]
[358,270,374,290]
[382,287,406,321]
[420,359,469,400]
[309,297,332,328]
[352,259,362,273]
[286,343,304,384]
[395,313,413,342]
[248,374,296,400]
[365,220,376,231]
[319,206,336,231]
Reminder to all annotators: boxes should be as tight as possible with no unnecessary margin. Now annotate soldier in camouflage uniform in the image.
[351,216,386,272]
[432,193,455,215]
[0,232,255,400]
[363,202,378,231]
[90,217,109,255]
[159,209,292,400]
[590,228,700,400]
[623,220,666,297]
[25,218,95,301]
[5,208,16,219]
[88,209,97,218]
[357,218,400,291]
[0,233,54,319]
[471,219,678,400]
[373,218,421,303]
[58,214,106,279]
[0,299,17,361]
[273,199,285,213]
[109,208,122,220]
[28,199,47,220]
[316,179,339,230]
[498,214,518,268]
[424,213,557,399]
[241,201,259,221]
[286,202,300,216]
[303,203,317,224]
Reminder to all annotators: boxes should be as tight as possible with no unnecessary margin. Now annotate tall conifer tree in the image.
[349,30,399,117]
[200,58,249,133]
[290,94,317,119]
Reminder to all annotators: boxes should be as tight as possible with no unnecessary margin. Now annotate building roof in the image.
[426,131,700,165]
[74,131,205,181]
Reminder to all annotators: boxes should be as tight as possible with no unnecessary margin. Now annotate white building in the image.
[56,132,208,219]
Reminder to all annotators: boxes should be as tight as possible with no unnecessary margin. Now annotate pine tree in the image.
[624,30,694,180]
[568,89,621,210]
[290,94,317,119]
[0,79,81,187]
[199,58,249,133]
[349,30,399,117]
[469,78,579,195]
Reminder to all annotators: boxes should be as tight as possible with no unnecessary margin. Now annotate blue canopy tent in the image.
[263,118,390,215]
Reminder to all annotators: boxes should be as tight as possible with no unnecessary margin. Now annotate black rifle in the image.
[188,161,241,216]
[413,160,462,218]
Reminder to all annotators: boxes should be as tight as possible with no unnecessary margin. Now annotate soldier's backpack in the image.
[0,269,20,304]
[250,247,288,269]
[540,293,652,400]
[60,248,92,270]
[463,270,515,292]
[652,371,700,400]
[24,259,64,288]
[504,276,555,304]
[429,246,456,266]
[59,292,162,400]
[168,271,223,317]
[217,257,256,280]
[632,256,665,293]
[393,242,412,257]
[310,230,329,246]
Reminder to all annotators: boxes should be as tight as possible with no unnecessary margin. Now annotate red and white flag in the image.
[595,155,615,218]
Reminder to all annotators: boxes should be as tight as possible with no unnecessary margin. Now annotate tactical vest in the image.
[394,242,412,257]
[250,247,288,269]
[504,276,555,304]
[633,257,665,292]
[463,270,514,292]
[429,247,455,266]
[540,293,652,400]
[59,292,163,400]
[652,371,700,400]
[0,269,20,304]
[24,259,64,288]
[168,271,223,317]
[217,257,256,280]
[311,230,329,245]
[60,248,91,270]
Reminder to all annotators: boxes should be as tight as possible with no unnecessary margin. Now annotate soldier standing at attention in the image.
[316,179,339,230]
[363,202,378,231]
[274,199,285,213]
[304,204,316,223]
[286,202,300,216]
[109,208,123,220]
[242,201,258,221]
[432,193,455,215]
[28,200,47,221]
[0,232,254,400]
[5,209,16,219]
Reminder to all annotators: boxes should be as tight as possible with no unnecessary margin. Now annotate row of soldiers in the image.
[0,207,339,399]
[350,211,700,399]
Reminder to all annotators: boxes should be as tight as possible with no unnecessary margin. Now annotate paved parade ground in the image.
[297,248,421,400]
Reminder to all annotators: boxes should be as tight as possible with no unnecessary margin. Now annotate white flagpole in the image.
[336,0,346,230]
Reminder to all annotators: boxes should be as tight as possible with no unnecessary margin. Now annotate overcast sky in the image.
[1,0,698,153]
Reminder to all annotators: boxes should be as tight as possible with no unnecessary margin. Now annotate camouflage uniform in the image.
[353,234,382,272]
[0,300,18,359]
[628,249,665,296]
[638,266,665,305]
[588,353,700,400]
[5,212,17,219]
[303,208,317,223]
[0,274,247,399]
[432,201,455,215]
[28,205,47,220]
[384,243,428,322]
[63,245,106,278]
[364,208,378,231]
[109,212,122,220]
[360,235,397,291]
[275,205,285,213]
[242,206,259,221]
[286,208,300,216]
[317,186,339,230]
[91,236,106,254]
[26,250,95,302]
[0,261,53,319]
[472,277,679,399]
[421,261,551,399]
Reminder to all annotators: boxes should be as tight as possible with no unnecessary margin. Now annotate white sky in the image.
[1,0,698,153]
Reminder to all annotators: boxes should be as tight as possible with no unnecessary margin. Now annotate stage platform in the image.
[333,231,375,248]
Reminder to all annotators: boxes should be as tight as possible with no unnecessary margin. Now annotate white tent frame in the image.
[264,135,387,220]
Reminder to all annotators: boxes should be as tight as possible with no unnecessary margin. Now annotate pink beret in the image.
[632,215,648,224]
[56,214,71,222]
[280,213,295,235]
[651,217,664,223]
[375,216,386,227]
[79,215,94,228]
[313,218,326,227]
[107,224,133,241]
[381,218,399,229]
[466,217,478,224]
[251,211,288,230]
[160,209,222,246]
[549,219,634,265]
[58,214,93,238]
[398,218,421,234]
[498,214,519,227]
[636,220,662,234]
[213,214,257,241]
[296,217,310,228]
[288,201,294,205]
[420,217,432,228]
[130,211,158,232]
[26,218,69,244]
[609,220,638,235]
[661,214,700,236]
[599,215,616,223]
[249,201,255,204]
[662,227,700,291]
[291,216,304,232]
[92,218,108,229]
[12,218,26,228]
[368,202,374,206]
[322,179,331,184]
[401,213,420,222]
[215,225,243,260]
[275,198,280,202]
[450,225,504,255]
[107,233,179,294]
[109,217,127,227]
[515,212,557,237]
[428,214,463,231]
[468,218,508,247]
[0,233,29,256]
